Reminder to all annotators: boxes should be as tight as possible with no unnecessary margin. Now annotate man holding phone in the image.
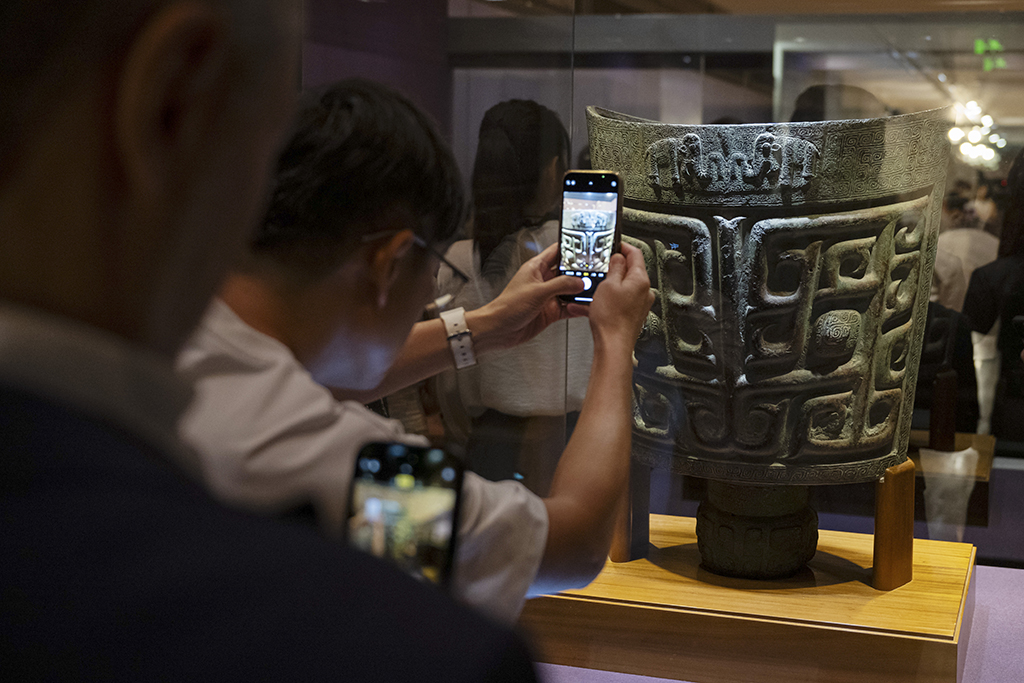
[177,79,654,623]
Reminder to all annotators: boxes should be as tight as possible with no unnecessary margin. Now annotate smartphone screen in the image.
[348,442,463,588]
[558,170,623,304]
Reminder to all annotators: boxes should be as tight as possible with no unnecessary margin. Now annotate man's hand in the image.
[469,243,589,355]
[587,242,654,351]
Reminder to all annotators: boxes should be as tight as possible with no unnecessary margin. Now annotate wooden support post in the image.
[873,458,915,590]
[610,459,651,562]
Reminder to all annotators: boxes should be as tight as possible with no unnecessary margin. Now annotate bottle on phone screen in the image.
[557,170,623,304]
[347,442,463,589]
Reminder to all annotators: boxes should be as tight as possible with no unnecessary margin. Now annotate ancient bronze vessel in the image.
[587,106,950,578]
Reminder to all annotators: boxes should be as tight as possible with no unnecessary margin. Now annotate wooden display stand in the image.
[520,514,976,683]
[614,458,918,591]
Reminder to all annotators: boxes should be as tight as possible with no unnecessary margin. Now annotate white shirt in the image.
[176,299,549,623]
[436,221,594,420]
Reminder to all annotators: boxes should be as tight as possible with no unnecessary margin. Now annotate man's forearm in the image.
[333,307,506,403]
[535,333,635,591]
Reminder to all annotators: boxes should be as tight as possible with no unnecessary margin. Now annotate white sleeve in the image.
[179,301,547,623]
[451,473,548,624]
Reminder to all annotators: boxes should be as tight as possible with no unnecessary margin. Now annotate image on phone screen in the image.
[348,442,462,587]
[559,172,621,303]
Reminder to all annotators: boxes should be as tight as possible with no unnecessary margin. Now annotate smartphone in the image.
[557,170,623,304]
[347,442,463,589]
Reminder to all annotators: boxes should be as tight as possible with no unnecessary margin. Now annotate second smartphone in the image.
[557,170,623,304]
[347,442,463,589]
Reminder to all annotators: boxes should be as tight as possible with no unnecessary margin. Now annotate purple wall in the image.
[302,0,452,138]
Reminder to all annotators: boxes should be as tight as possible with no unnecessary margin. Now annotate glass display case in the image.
[302,1,1024,678]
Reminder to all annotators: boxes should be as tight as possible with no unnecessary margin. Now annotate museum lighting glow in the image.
[950,101,1002,169]
[958,141,1002,169]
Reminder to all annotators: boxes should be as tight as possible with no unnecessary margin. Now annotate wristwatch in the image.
[439,307,476,369]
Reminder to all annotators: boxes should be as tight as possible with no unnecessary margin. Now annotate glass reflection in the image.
[436,100,592,496]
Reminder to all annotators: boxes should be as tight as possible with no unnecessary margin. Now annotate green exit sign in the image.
[975,38,1004,54]
[975,38,1007,71]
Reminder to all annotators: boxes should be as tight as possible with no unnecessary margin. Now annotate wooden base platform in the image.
[520,514,976,683]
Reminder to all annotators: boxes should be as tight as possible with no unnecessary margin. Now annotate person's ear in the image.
[114,2,231,201]
[367,230,416,309]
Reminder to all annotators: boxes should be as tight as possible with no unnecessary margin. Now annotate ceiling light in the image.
[949,127,965,142]
[968,128,982,143]
[960,142,973,155]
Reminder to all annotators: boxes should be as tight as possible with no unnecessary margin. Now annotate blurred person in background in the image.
[964,147,1024,441]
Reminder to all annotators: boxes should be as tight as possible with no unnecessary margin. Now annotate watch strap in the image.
[439,307,476,369]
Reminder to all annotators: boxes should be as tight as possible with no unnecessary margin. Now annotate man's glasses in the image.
[361,229,470,316]
[361,229,470,284]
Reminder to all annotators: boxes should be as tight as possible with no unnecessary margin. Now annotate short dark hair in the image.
[255,79,467,280]
[945,193,969,213]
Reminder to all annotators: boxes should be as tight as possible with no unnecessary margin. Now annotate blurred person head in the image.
[952,179,973,198]
[0,0,301,356]
[945,192,969,215]
[233,79,467,389]
[998,147,1024,259]
[790,84,888,123]
[471,99,569,268]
